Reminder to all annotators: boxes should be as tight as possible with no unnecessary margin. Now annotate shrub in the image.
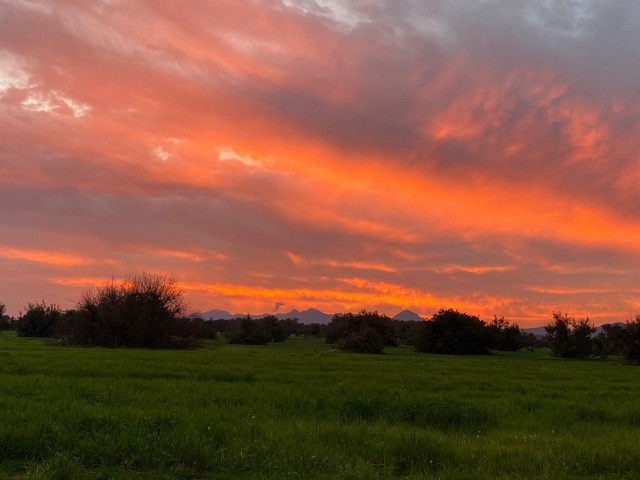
[0,302,14,331]
[486,316,523,351]
[544,312,595,359]
[393,320,423,346]
[16,301,61,338]
[598,323,627,356]
[621,316,640,366]
[226,316,270,345]
[413,309,489,355]
[66,273,188,348]
[326,310,398,352]
[258,316,289,343]
[336,327,385,354]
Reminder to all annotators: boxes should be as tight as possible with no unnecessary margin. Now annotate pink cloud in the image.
[1,0,640,325]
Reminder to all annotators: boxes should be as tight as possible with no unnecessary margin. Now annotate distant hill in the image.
[522,326,547,337]
[194,308,428,324]
[193,308,334,324]
[276,308,334,324]
[393,310,424,321]
[195,309,237,321]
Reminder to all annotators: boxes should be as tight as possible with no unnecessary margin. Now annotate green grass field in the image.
[1,332,639,480]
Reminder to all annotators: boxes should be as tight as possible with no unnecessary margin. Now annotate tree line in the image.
[0,274,325,348]
[1,274,640,365]
[544,312,640,365]
[325,309,535,354]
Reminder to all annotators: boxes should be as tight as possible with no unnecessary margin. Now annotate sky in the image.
[1,0,640,325]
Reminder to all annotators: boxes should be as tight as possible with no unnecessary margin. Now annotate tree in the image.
[258,316,289,343]
[486,316,523,351]
[544,312,594,359]
[325,310,397,352]
[597,323,627,356]
[16,301,61,338]
[573,318,596,359]
[66,273,188,348]
[337,327,384,354]
[621,316,640,366]
[0,302,13,331]
[226,316,270,345]
[413,309,489,355]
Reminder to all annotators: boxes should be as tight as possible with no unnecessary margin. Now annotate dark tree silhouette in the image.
[486,315,524,351]
[325,310,397,353]
[0,302,12,331]
[544,312,594,359]
[412,309,490,355]
[226,316,270,345]
[16,301,61,338]
[337,327,384,354]
[65,273,188,348]
[620,316,640,366]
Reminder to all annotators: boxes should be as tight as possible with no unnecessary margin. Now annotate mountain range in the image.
[193,308,426,324]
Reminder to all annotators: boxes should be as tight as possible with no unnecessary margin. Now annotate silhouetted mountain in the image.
[393,310,424,321]
[195,309,236,321]
[280,308,333,324]
[193,307,333,324]
[522,326,547,337]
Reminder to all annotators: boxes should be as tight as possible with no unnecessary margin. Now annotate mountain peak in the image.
[393,310,424,321]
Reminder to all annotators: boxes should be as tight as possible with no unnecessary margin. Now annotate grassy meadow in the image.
[1,332,639,479]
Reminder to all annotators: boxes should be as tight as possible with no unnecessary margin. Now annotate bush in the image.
[0,302,14,331]
[259,316,289,343]
[16,301,61,338]
[544,312,595,359]
[64,273,188,348]
[392,320,422,346]
[486,316,524,351]
[326,310,397,352]
[413,309,489,355]
[621,316,640,365]
[337,327,385,354]
[226,316,271,345]
[598,323,627,356]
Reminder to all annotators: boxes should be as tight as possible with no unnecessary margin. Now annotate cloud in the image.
[0,246,91,267]
[1,0,640,324]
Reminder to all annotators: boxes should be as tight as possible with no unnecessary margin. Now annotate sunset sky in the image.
[1,0,640,325]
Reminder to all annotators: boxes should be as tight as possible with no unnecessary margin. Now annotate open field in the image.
[1,332,639,479]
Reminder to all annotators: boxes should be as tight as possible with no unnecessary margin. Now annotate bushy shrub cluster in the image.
[0,302,14,331]
[544,312,595,359]
[226,316,290,345]
[486,316,523,351]
[410,310,528,355]
[336,327,385,354]
[412,309,490,355]
[326,310,397,354]
[63,274,188,348]
[16,301,61,338]
[621,317,640,365]
[588,316,640,365]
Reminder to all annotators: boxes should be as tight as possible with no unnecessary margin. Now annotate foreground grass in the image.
[0,332,639,479]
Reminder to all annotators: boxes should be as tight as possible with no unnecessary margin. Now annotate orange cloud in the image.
[0,246,91,267]
[2,0,640,326]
